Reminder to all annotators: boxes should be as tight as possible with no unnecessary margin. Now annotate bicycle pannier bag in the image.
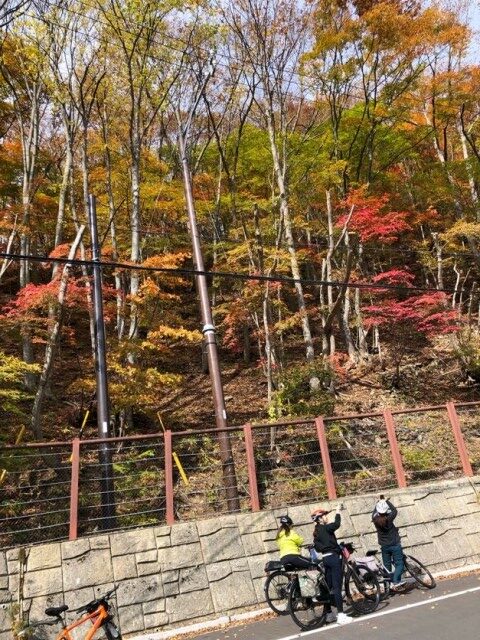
[299,571,318,597]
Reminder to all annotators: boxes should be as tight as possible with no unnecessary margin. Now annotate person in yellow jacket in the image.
[276,515,313,569]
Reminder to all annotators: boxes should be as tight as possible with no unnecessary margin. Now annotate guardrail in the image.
[0,401,478,549]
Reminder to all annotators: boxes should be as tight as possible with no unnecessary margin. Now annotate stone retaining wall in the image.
[2,476,480,638]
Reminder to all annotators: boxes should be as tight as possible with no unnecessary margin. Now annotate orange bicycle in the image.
[18,587,121,639]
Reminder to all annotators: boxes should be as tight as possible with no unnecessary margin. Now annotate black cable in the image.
[106,220,480,261]
[0,251,460,294]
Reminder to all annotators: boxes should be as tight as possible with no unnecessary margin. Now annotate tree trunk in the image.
[322,189,336,356]
[355,242,368,359]
[69,166,97,363]
[265,111,315,364]
[99,100,125,339]
[431,232,444,290]
[30,226,85,439]
[457,119,480,221]
[339,232,357,362]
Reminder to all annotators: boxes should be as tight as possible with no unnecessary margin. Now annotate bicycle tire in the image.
[378,575,391,600]
[345,567,381,614]
[264,570,291,615]
[403,555,436,589]
[105,621,122,639]
[288,579,327,630]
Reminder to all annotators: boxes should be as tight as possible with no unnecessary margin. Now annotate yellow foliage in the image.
[147,325,202,345]
[443,221,480,246]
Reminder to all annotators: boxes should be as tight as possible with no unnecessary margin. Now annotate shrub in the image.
[401,446,435,471]
[268,361,335,419]
[455,329,480,382]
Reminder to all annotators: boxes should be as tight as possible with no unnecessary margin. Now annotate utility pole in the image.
[177,129,240,512]
[88,194,116,529]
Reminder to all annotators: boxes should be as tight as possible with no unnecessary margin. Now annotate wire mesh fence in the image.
[394,408,463,484]
[325,415,398,496]
[78,439,166,536]
[0,444,72,549]
[251,420,327,509]
[1,402,480,549]
[172,429,251,520]
[455,404,480,473]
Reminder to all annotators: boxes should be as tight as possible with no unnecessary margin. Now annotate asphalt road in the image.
[192,573,480,640]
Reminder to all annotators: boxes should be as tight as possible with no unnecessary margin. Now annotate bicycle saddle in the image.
[45,605,68,617]
[366,549,379,556]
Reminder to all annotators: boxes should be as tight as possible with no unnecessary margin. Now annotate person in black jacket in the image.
[372,495,405,590]
[311,505,352,625]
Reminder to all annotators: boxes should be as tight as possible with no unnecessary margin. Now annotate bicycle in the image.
[340,542,381,615]
[287,560,329,629]
[364,548,436,593]
[264,559,294,615]
[17,587,121,640]
[287,542,380,630]
[264,545,321,615]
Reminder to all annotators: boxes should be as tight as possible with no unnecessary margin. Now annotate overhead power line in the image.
[0,251,463,295]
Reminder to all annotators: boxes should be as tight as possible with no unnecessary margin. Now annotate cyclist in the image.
[372,495,405,590]
[312,505,353,625]
[275,515,313,569]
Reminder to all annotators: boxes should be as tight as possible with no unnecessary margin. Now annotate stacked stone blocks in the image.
[1,476,480,639]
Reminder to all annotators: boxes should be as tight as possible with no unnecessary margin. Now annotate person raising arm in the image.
[312,505,353,625]
[372,495,405,590]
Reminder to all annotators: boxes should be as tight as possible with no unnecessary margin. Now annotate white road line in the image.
[280,585,480,639]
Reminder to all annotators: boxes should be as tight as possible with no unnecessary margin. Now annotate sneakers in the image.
[325,612,337,623]
[337,612,353,625]
[391,580,406,591]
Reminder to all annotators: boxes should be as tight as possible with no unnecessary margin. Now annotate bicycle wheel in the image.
[288,579,327,630]
[378,575,391,600]
[105,621,122,639]
[264,570,291,615]
[403,555,436,589]
[345,568,381,614]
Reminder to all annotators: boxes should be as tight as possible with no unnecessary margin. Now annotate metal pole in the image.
[177,131,240,512]
[88,194,116,528]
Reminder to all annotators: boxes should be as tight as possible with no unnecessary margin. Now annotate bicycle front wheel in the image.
[104,621,122,639]
[404,555,436,589]
[345,568,381,614]
[264,570,291,615]
[288,580,327,630]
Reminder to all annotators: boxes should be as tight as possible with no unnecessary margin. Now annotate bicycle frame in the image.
[55,603,110,640]
[373,552,408,580]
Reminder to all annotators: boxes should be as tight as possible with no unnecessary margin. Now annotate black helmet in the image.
[279,515,293,526]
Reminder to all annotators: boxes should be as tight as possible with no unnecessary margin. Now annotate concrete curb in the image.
[128,563,480,640]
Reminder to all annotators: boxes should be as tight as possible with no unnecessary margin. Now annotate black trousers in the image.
[323,553,343,612]
[280,554,313,569]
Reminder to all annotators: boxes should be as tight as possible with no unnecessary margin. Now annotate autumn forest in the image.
[1,0,480,445]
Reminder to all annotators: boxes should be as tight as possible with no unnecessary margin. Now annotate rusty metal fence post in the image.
[383,409,407,488]
[315,417,337,500]
[69,438,80,541]
[446,402,473,477]
[243,423,260,512]
[164,430,175,525]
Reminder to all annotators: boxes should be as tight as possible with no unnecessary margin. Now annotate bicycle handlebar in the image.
[75,585,119,613]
